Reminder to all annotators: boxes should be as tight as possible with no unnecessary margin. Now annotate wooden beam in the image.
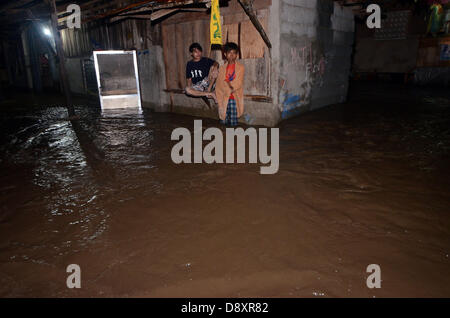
[237,0,271,49]
[57,0,120,24]
[57,0,105,13]
[48,0,75,117]
[0,1,49,25]
[110,8,179,23]
[0,0,36,14]
[110,0,210,17]
[57,0,212,29]
[109,7,208,23]
[84,0,155,23]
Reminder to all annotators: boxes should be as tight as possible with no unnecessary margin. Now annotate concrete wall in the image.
[137,46,170,112]
[278,0,354,119]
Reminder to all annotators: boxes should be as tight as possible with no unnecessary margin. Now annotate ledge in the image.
[163,89,273,103]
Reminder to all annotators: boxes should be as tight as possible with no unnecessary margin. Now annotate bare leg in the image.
[186,84,217,104]
[185,65,219,102]
[185,86,210,98]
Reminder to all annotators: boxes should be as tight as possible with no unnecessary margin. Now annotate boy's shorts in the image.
[191,78,210,92]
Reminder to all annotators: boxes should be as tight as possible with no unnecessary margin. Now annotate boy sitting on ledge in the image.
[185,42,219,103]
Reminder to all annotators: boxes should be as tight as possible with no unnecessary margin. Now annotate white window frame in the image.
[93,50,142,111]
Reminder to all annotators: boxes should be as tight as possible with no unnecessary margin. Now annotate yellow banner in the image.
[210,0,222,45]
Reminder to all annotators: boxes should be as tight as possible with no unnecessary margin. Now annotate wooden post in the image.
[238,0,272,49]
[48,0,75,117]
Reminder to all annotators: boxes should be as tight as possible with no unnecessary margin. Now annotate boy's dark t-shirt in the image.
[186,57,215,85]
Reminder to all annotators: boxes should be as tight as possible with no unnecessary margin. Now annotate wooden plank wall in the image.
[161,19,210,90]
[161,0,271,96]
[61,18,160,58]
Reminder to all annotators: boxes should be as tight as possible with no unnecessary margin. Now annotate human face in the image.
[191,48,203,62]
[225,49,237,64]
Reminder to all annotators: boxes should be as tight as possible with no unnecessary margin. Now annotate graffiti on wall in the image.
[289,42,332,88]
[279,42,335,119]
[279,78,311,119]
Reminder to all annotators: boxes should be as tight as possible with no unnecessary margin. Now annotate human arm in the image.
[186,62,193,87]
[230,64,245,93]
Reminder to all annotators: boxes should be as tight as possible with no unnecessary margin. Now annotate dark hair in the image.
[189,43,203,53]
[223,42,239,53]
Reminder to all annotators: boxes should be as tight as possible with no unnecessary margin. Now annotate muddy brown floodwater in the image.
[0,82,449,297]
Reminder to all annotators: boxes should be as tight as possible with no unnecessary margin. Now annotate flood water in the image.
[0,82,449,297]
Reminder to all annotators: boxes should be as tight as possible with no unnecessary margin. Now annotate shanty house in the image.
[1,0,355,126]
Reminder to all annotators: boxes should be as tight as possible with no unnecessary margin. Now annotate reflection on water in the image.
[0,83,449,297]
[0,105,158,260]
